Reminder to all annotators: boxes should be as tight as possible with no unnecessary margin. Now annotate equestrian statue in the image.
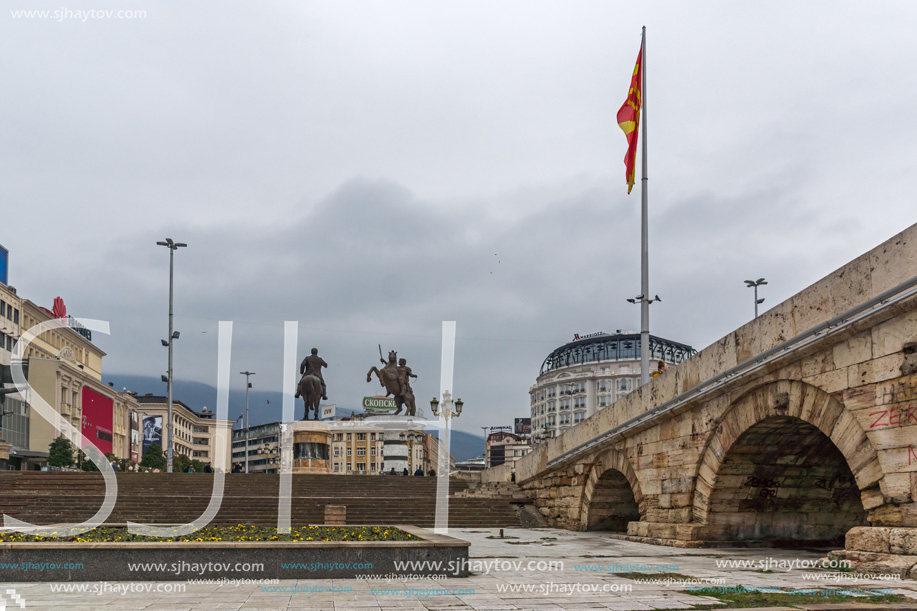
[296,347,328,420]
[366,345,418,416]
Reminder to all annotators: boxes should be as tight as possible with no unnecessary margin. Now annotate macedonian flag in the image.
[617,47,643,194]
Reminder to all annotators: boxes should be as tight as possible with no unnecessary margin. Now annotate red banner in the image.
[81,387,113,454]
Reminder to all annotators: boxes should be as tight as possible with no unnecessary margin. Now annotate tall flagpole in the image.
[639,26,650,387]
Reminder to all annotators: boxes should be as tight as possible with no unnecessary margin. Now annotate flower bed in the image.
[0,525,417,543]
[0,525,468,581]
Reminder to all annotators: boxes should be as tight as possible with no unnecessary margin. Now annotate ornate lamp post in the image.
[430,391,462,533]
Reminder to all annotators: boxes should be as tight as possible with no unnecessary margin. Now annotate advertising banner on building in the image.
[515,418,532,436]
[81,387,114,454]
[0,244,7,285]
[142,415,162,456]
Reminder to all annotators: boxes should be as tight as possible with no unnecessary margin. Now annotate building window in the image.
[346,464,352,472]
[370,447,376,456]
[370,433,376,441]
[357,433,365,441]
[371,463,377,471]
[356,463,365,472]
[357,448,365,456]
[333,463,339,472]
[333,448,340,457]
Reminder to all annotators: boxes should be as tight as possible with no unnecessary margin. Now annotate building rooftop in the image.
[539,331,695,376]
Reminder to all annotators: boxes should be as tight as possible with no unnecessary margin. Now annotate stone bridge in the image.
[512,223,917,572]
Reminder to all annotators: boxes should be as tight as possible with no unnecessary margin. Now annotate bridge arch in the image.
[579,448,643,531]
[693,380,882,543]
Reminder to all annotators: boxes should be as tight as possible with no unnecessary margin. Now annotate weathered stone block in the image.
[880,473,912,502]
[803,368,849,394]
[833,335,873,369]
[890,528,917,555]
[846,526,891,553]
[861,487,886,511]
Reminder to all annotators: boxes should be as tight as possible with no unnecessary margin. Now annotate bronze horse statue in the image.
[298,373,322,420]
[366,349,416,416]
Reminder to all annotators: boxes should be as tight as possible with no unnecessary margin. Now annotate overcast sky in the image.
[3,1,916,433]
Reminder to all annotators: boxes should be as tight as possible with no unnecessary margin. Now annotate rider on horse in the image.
[296,348,328,400]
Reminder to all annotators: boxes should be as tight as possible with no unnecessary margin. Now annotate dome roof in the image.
[539,331,694,376]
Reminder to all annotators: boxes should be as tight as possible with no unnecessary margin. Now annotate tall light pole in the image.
[744,278,767,318]
[240,371,255,473]
[156,238,186,473]
[627,294,661,385]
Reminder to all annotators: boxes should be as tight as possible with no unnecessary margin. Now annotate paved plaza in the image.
[4,528,917,610]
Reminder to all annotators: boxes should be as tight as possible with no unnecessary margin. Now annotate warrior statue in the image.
[296,348,328,420]
[366,346,418,416]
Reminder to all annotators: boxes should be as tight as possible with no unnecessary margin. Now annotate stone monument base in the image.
[288,421,332,474]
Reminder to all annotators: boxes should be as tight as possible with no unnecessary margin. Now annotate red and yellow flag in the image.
[617,47,643,194]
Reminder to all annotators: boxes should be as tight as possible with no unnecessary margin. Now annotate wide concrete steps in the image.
[0,473,521,528]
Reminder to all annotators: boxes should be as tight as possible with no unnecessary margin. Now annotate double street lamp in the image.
[156,238,187,473]
[626,294,661,386]
[744,278,768,318]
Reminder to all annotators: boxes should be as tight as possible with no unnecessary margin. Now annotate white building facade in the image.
[530,331,694,442]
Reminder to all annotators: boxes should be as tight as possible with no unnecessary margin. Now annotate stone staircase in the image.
[453,481,531,502]
[0,472,522,528]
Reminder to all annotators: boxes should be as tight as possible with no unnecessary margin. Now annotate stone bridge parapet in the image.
[509,224,917,574]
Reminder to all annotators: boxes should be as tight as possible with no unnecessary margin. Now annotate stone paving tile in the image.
[6,529,917,610]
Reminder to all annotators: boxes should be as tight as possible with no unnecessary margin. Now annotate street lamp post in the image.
[430,391,462,532]
[239,371,255,473]
[744,278,768,318]
[627,294,661,386]
[156,238,187,473]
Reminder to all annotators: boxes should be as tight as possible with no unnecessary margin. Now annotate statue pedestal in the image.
[0,441,10,470]
[287,421,332,474]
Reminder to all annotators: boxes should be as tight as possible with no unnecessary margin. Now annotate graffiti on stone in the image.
[743,476,780,489]
[869,404,917,428]
[814,476,843,491]
[879,379,917,405]
[909,444,917,466]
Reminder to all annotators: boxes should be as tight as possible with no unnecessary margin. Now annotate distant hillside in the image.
[104,374,486,462]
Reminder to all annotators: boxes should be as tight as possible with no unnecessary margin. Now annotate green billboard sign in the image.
[362,396,398,411]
